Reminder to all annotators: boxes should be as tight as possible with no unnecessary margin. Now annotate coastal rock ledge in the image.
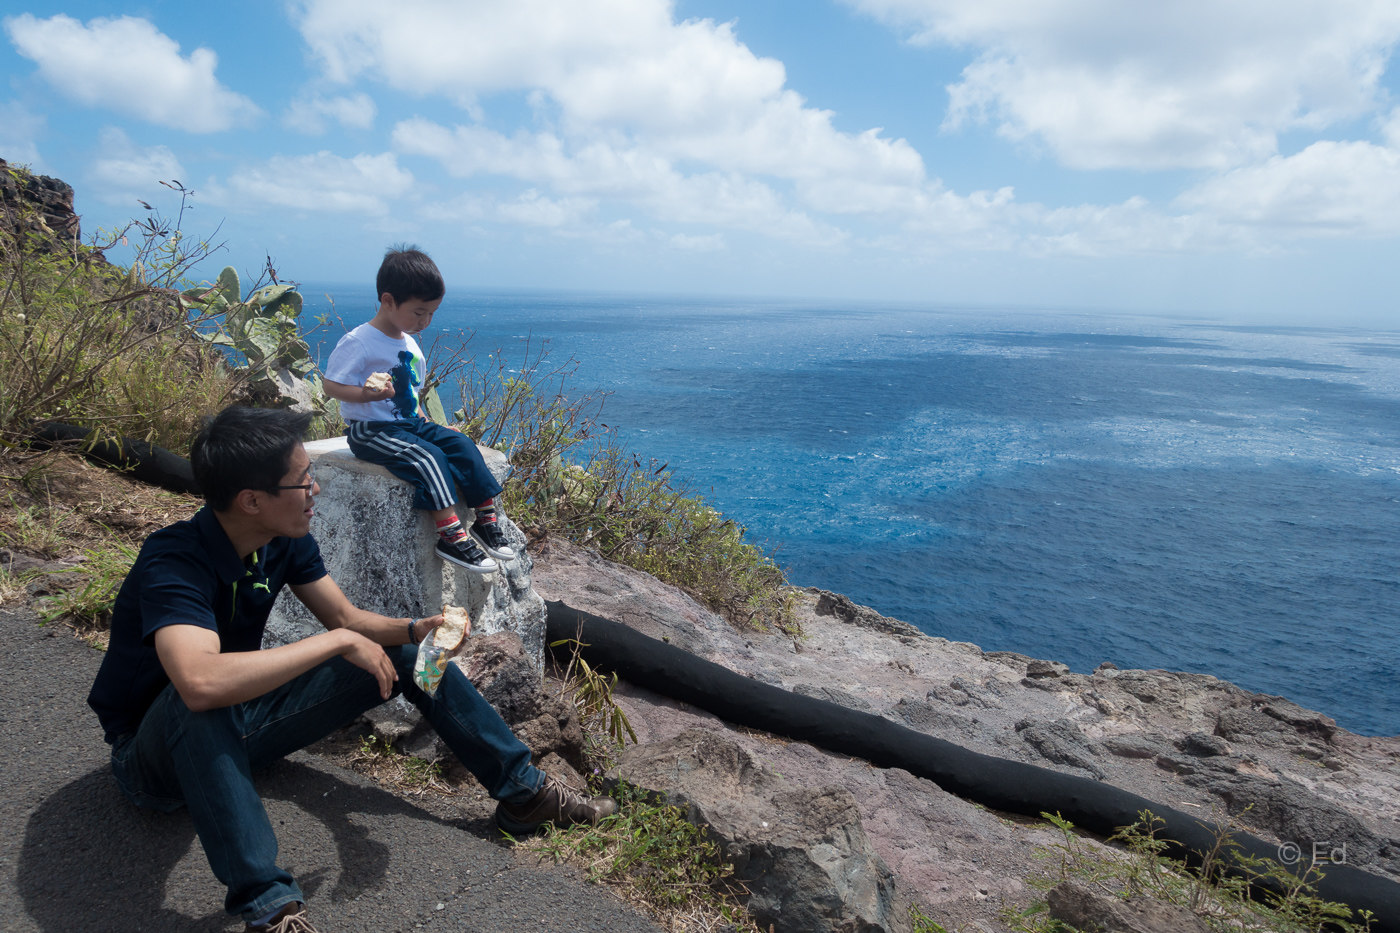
[527,536,1400,933]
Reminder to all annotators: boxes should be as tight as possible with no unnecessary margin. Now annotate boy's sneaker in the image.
[435,534,495,573]
[247,901,321,932]
[495,774,618,836]
[470,516,517,561]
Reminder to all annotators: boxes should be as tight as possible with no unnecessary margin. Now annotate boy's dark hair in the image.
[376,245,445,304]
[190,406,313,511]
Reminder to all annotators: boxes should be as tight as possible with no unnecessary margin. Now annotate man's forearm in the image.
[336,608,416,646]
[157,626,366,712]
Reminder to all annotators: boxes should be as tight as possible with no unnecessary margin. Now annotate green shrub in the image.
[1002,810,1375,933]
[36,540,137,635]
[0,167,234,454]
[524,781,759,931]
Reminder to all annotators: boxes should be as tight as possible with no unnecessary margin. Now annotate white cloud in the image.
[844,0,1400,170]
[4,13,260,132]
[210,152,414,214]
[394,116,848,245]
[1175,140,1400,235]
[88,127,187,207]
[277,0,1400,269]
[495,190,598,228]
[294,0,923,210]
[283,93,377,134]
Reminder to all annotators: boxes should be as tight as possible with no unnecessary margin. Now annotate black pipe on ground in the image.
[546,599,1398,931]
[28,422,199,496]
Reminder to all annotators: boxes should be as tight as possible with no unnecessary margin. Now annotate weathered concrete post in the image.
[265,436,546,668]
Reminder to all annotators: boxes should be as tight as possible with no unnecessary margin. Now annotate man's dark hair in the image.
[190,406,313,511]
[376,245,445,304]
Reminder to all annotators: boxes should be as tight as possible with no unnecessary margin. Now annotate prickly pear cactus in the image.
[182,265,326,416]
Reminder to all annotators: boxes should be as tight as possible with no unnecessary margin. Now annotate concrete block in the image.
[265,436,545,668]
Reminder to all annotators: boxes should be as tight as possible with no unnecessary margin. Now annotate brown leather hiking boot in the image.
[246,901,322,932]
[495,774,618,835]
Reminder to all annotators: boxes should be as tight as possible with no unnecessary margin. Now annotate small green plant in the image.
[36,541,136,632]
[552,636,637,766]
[908,903,950,933]
[350,734,447,794]
[1001,810,1375,933]
[522,780,760,931]
[1,496,71,556]
[0,564,37,606]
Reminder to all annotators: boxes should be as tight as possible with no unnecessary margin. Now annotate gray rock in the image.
[1205,774,1395,875]
[266,437,545,666]
[376,631,586,775]
[1047,880,1211,933]
[811,588,922,638]
[1178,732,1231,757]
[1025,658,1069,679]
[794,682,875,711]
[927,677,1003,709]
[527,536,1400,933]
[1103,736,1163,760]
[1016,718,1107,780]
[612,729,907,933]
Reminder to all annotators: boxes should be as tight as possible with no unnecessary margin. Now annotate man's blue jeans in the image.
[108,644,544,922]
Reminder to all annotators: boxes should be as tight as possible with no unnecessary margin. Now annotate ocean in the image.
[304,285,1400,737]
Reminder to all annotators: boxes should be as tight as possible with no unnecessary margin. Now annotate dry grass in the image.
[0,448,199,560]
[0,449,198,642]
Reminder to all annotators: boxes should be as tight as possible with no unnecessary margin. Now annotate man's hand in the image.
[340,629,398,700]
[412,613,446,645]
[156,623,395,711]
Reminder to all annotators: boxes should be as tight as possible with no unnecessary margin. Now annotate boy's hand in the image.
[365,371,395,400]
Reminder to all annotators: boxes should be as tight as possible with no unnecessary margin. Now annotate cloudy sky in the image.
[4,0,1400,324]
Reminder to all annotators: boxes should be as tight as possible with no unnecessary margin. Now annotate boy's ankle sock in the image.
[475,498,498,524]
[435,516,468,542]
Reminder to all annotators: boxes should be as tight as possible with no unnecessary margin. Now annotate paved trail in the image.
[0,605,663,933]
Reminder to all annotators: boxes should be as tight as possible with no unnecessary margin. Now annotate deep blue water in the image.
[305,285,1400,736]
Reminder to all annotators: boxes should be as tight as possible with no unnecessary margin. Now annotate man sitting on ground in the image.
[87,405,615,932]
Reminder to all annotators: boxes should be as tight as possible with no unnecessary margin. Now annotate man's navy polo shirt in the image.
[87,506,327,743]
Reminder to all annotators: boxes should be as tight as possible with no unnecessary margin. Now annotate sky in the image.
[3,0,1400,326]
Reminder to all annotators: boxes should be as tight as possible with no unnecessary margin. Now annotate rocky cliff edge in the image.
[528,535,1400,932]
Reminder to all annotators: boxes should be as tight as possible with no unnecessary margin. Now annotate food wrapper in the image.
[413,641,449,695]
[412,604,470,696]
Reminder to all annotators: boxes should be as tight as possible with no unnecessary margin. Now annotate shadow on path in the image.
[17,756,464,931]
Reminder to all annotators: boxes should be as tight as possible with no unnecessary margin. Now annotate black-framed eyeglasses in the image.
[268,472,315,493]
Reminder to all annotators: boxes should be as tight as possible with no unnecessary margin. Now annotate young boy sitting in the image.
[323,246,516,574]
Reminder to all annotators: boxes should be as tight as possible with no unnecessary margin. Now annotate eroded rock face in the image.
[0,158,82,254]
[528,536,1400,931]
[613,729,906,933]
[266,439,545,664]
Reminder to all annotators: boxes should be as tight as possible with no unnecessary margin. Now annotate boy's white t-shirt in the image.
[325,322,428,422]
